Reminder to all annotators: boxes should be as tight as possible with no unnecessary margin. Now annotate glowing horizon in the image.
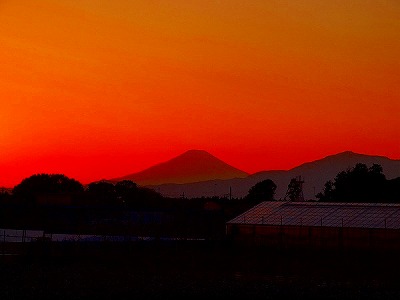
[1,1,399,187]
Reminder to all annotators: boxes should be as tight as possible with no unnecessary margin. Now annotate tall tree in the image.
[246,179,277,203]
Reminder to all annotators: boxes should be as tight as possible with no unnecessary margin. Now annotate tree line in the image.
[316,163,400,203]
[0,163,399,209]
[0,164,398,235]
[1,174,163,209]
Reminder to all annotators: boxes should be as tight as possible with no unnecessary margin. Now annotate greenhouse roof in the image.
[227,201,400,229]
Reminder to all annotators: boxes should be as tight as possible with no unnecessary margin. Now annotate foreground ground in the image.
[1,241,400,299]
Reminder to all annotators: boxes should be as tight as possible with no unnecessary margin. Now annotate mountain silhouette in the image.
[145,151,400,199]
[111,150,249,185]
[251,151,400,200]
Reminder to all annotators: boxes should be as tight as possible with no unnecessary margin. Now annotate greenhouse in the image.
[226,201,400,251]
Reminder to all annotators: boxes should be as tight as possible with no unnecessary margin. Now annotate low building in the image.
[226,201,400,251]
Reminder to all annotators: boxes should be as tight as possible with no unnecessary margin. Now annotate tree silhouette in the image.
[246,179,277,203]
[12,173,84,205]
[317,163,387,203]
[0,188,11,205]
[384,177,400,203]
[85,180,117,206]
[134,187,164,209]
[115,180,138,205]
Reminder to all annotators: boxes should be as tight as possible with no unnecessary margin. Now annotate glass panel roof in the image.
[227,201,400,229]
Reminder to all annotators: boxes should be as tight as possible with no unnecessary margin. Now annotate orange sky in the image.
[1,0,399,187]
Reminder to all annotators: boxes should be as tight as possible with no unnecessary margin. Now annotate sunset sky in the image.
[1,0,399,187]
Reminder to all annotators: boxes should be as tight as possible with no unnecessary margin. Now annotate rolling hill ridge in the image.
[134,151,400,200]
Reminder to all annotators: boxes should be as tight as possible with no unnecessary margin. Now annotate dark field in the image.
[2,241,400,299]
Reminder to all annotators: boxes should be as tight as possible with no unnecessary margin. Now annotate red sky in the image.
[1,1,399,187]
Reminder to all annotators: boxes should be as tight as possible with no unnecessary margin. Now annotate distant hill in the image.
[146,151,400,200]
[110,150,249,185]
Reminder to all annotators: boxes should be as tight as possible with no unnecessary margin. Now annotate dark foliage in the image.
[83,180,164,208]
[245,179,277,203]
[0,188,12,204]
[2,174,278,236]
[384,177,400,203]
[85,180,118,206]
[12,174,84,205]
[316,163,399,203]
